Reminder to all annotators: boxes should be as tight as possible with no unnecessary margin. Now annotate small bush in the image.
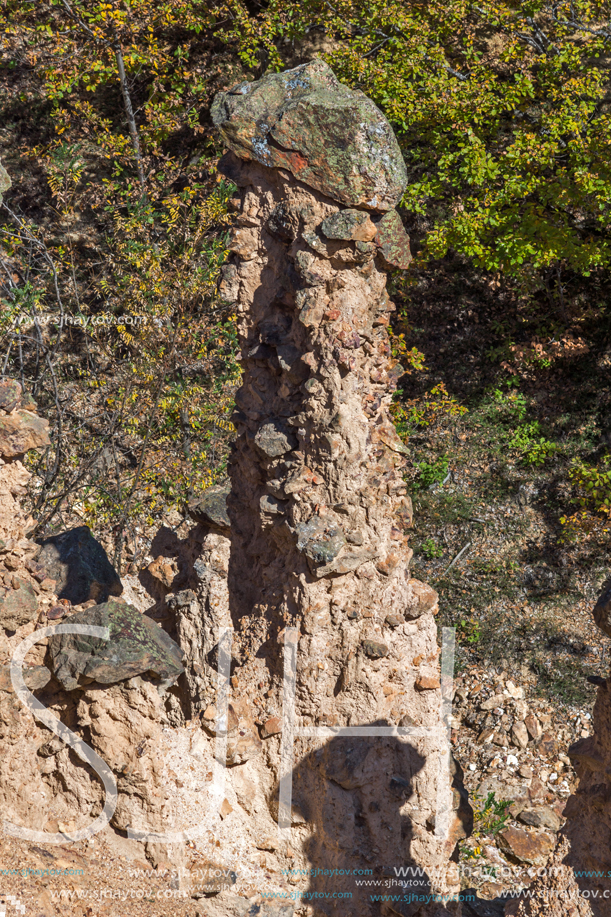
[508,422,558,466]
[414,454,450,491]
[419,537,444,560]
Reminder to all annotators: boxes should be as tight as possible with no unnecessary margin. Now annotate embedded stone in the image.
[0,663,50,693]
[295,516,346,566]
[261,716,282,738]
[260,494,285,515]
[0,380,22,414]
[188,484,231,530]
[518,806,562,832]
[37,525,122,606]
[362,639,390,659]
[226,721,262,766]
[316,547,377,578]
[48,599,184,691]
[415,673,441,691]
[0,159,9,198]
[405,579,439,619]
[385,614,403,628]
[254,420,297,458]
[212,60,407,211]
[374,210,412,270]
[0,579,38,630]
[0,410,50,458]
[321,209,377,242]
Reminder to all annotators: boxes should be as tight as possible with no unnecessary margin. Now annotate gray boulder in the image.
[48,599,184,691]
[212,59,407,212]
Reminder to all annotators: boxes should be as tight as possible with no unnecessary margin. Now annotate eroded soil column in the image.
[213,60,467,915]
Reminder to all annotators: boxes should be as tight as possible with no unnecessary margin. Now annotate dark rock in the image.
[587,675,607,688]
[0,380,22,414]
[218,263,240,303]
[276,344,305,381]
[0,579,38,630]
[362,639,390,659]
[295,516,346,566]
[188,485,231,530]
[537,731,559,757]
[374,210,412,270]
[266,202,297,241]
[0,410,50,459]
[48,599,184,691]
[321,209,377,242]
[518,805,562,832]
[37,526,122,606]
[254,420,297,458]
[568,735,604,772]
[212,60,407,211]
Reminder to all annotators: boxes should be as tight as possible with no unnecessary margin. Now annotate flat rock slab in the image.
[48,598,184,691]
[212,59,407,211]
[497,824,554,866]
[37,525,122,606]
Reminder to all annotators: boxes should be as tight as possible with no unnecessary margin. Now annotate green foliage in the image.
[471,791,513,837]
[419,536,444,559]
[508,421,558,466]
[458,616,482,645]
[1,0,244,558]
[560,455,611,541]
[414,454,450,491]
[392,383,468,439]
[491,384,528,422]
[220,0,611,285]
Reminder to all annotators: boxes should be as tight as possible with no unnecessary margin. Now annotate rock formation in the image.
[211,59,467,914]
[0,80,473,914]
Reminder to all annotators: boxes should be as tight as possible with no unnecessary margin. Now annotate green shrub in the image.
[508,422,558,466]
[414,454,450,491]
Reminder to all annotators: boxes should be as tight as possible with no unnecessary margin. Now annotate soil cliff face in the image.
[212,59,467,915]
